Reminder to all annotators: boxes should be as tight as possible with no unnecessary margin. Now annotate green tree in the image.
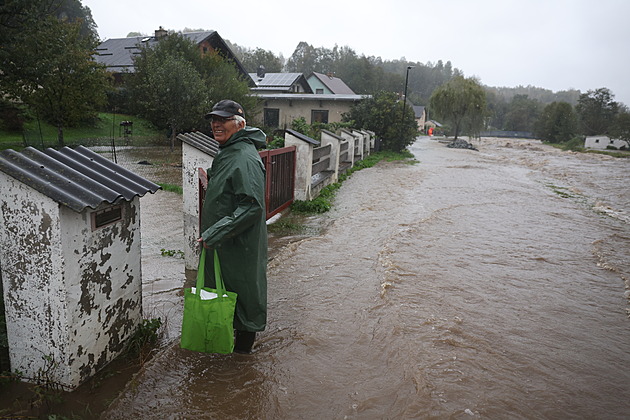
[609,110,630,149]
[503,94,541,132]
[0,0,61,38]
[1,0,102,140]
[2,16,108,146]
[128,33,256,147]
[239,47,284,73]
[343,91,418,152]
[535,101,578,143]
[485,89,508,130]
[575,88,619,136]
[134,55,209,150]
[429,76,487,139]
[285,41,319,74]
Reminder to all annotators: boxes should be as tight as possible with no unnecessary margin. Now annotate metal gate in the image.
[198,146,296,223]
[260,146,296,219]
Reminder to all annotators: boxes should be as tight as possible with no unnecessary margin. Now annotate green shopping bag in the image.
[181,248,237,354]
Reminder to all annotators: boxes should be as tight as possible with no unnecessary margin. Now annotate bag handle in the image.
[195,248,227,296]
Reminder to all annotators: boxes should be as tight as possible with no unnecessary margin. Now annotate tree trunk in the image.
[57,124,65,148]
[169,123,177,152]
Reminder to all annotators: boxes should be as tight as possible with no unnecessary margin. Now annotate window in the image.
[311,110,329,124]
[91,205,123,230]
[316,88,324,94]
[264,108,280,128]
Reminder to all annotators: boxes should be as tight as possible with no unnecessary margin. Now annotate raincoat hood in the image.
[222,126,267,150]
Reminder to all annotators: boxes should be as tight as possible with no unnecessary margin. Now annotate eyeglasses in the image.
[210,116,236,124]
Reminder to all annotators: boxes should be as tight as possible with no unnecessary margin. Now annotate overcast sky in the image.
[82,0,630,106]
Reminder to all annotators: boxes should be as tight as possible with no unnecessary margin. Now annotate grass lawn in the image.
[0,112,167,150]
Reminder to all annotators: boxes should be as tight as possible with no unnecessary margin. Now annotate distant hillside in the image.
[484,85,581,105]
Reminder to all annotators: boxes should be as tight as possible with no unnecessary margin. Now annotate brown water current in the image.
[102,137,629,419]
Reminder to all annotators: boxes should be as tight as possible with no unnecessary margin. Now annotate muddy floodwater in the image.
[100,137,629,419]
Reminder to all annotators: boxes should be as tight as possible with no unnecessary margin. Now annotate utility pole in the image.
[399,66,414,144]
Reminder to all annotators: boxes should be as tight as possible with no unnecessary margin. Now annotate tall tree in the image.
[429,76,487,139]
[128,33,256,147]
[535,101,578,143]
[343,91,418,152]
[285,41,319,74]
[0,0,60,37]
[0,0,103,143]
[503,94,542,132]
[239,47,284,73]
[136,55,208,150]
[609,110,630,149]
[575,88,619,136]
[2,15,108,146]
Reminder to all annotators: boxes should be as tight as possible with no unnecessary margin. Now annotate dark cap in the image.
[205,99,245,119]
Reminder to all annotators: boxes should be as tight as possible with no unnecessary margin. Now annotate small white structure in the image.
[360,130,373,155]
[0,146,159,389]
[340,129,361,163]
[320,130,343,183]
[284,129,319,201]
[584,135,627,150]
[177,132,219,270]
[351,130,366,161]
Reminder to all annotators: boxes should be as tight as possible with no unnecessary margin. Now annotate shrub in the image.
[561,137,585,151]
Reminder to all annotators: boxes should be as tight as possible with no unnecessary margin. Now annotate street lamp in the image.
[400,66,414,143]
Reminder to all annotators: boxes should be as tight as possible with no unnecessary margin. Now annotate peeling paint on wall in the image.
[0,172,144,388]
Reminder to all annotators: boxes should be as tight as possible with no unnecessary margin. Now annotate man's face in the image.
[211,116,241,144]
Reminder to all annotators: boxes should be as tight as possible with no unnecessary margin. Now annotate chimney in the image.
[256,65,266,79]
[155,26,167,39]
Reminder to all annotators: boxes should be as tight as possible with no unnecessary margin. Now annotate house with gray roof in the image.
[307,72,356,95]
[249,70,313,94]
[255,92,366,128]
[248,69,365,128]
[413,105,427,132]
[95,27,253,85]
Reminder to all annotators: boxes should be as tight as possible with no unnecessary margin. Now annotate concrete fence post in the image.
[180,137,217,270]
[340,129,357,167]
[321,130,342,183]
[352,130,366,161]
[284,129,319,201]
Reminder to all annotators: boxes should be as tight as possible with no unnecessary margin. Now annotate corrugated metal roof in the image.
[177,131,220,157]
[0,146,161,213]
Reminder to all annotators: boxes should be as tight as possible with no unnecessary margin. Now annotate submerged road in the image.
[103,136,630,419]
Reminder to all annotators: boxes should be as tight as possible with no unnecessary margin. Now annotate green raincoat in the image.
[199,126,267,332]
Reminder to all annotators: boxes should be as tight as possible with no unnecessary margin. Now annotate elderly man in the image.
[197,99,267,354]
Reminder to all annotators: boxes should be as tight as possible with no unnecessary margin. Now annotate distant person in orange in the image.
[428,127,434,136]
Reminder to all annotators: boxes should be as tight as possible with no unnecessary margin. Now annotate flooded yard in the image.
[2,138,629,419]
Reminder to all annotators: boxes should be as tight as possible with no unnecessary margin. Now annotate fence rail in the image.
[198,146,295,223]
[260,146,296,219]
